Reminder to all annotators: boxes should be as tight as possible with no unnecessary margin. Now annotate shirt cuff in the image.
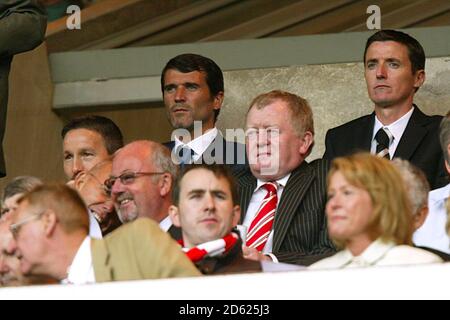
[265,253,279,263]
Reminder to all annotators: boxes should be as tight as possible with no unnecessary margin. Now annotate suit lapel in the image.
[357,113,375,151]
[272,162,315,252]
[393,106,428,160]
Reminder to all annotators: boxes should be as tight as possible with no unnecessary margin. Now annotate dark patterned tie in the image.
[375,128,391,159]
[177,146,195,170]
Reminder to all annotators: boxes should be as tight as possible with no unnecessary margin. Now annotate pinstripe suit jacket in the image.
[237,159,336,265]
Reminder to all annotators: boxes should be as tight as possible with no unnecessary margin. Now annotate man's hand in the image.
[242,246,272,262]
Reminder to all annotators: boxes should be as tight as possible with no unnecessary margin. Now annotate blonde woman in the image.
[310,153,442,270]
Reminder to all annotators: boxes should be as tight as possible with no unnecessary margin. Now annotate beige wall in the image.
[1,47,449,191]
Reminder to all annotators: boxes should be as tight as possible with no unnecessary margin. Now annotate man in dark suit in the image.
[0,0,47,177]
[324,29,446,190]
[161,54,246,174]
[238,90,336,266]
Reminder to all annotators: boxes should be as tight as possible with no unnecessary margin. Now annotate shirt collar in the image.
[174,127,218,157]
[429,183,450,204]
[255,173,291,192]
[64,237,94,285]
[373,106,414,143]
[338,238,396,267]
[159,215,173,232]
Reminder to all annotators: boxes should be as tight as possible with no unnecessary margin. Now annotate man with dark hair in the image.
[414,111,450,255]
[324,29,447,189]
[161,53,246,173]
[61,115,124,182]
[169,164,261,275]
[0,0,47,178]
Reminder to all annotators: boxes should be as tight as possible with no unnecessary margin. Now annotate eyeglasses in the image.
[104,171,165,194]
[9,211,45,239]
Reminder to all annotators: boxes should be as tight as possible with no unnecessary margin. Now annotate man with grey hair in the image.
[393,158,450,261]
[413,111,450,255]
[107,140,181,239]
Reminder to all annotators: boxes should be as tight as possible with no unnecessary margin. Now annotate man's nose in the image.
[174,86,186,102]
[72,157,84,178]
[376,64,387,79]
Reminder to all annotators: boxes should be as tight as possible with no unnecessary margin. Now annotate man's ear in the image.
[43,210,58,238]
[413,206,429,231]
[168,205,181,228]
[159,173,173,197]
[213,91,224,111]
[299,131,314,157]
[231,205,241,228]
[414,70,425,89]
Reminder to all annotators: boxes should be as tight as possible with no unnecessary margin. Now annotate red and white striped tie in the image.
[246,182,278,252]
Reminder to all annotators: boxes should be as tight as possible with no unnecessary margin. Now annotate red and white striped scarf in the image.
[179,233,239,263]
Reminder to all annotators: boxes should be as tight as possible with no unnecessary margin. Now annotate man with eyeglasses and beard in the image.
[107,140,181,240]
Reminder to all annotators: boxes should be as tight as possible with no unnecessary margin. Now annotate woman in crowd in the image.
[310,153,442,270]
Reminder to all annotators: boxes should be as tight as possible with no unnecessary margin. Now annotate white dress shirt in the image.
[174,127,218,162]
[88,210,102,239]
[243,174,291,254]
[159,215,173,233]
[413,183,450,254]
[62,237,96,285]
[310,238,442,270]
[371,107,414,157]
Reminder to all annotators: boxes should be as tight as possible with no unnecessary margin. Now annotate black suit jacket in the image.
[0,0,47,177]
[324,106,447,189]
[164,132,248,175]
[237,159,336,265]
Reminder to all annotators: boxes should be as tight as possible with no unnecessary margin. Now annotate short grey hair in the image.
[151,143,178,180]
[2,176,43,203]
[439,111,450,164]
[392,159,430,215]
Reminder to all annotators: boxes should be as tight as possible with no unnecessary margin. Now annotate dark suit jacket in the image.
[195,237,262,275]
[237,159,336,265]
[164,131,248,175]
[0,0,47,177]
[324,106,447,189]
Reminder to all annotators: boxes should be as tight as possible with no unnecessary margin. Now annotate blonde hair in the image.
[248,90,315,156]
[19,184,89,234]
[328,153,414,248]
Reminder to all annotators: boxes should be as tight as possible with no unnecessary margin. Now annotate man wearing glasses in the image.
[107,140,181,239]
[8,184,199,285]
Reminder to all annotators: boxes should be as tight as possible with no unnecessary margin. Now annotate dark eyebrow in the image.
[163,84,176,90]
[385,58,401,63]
[188,189,206,195]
